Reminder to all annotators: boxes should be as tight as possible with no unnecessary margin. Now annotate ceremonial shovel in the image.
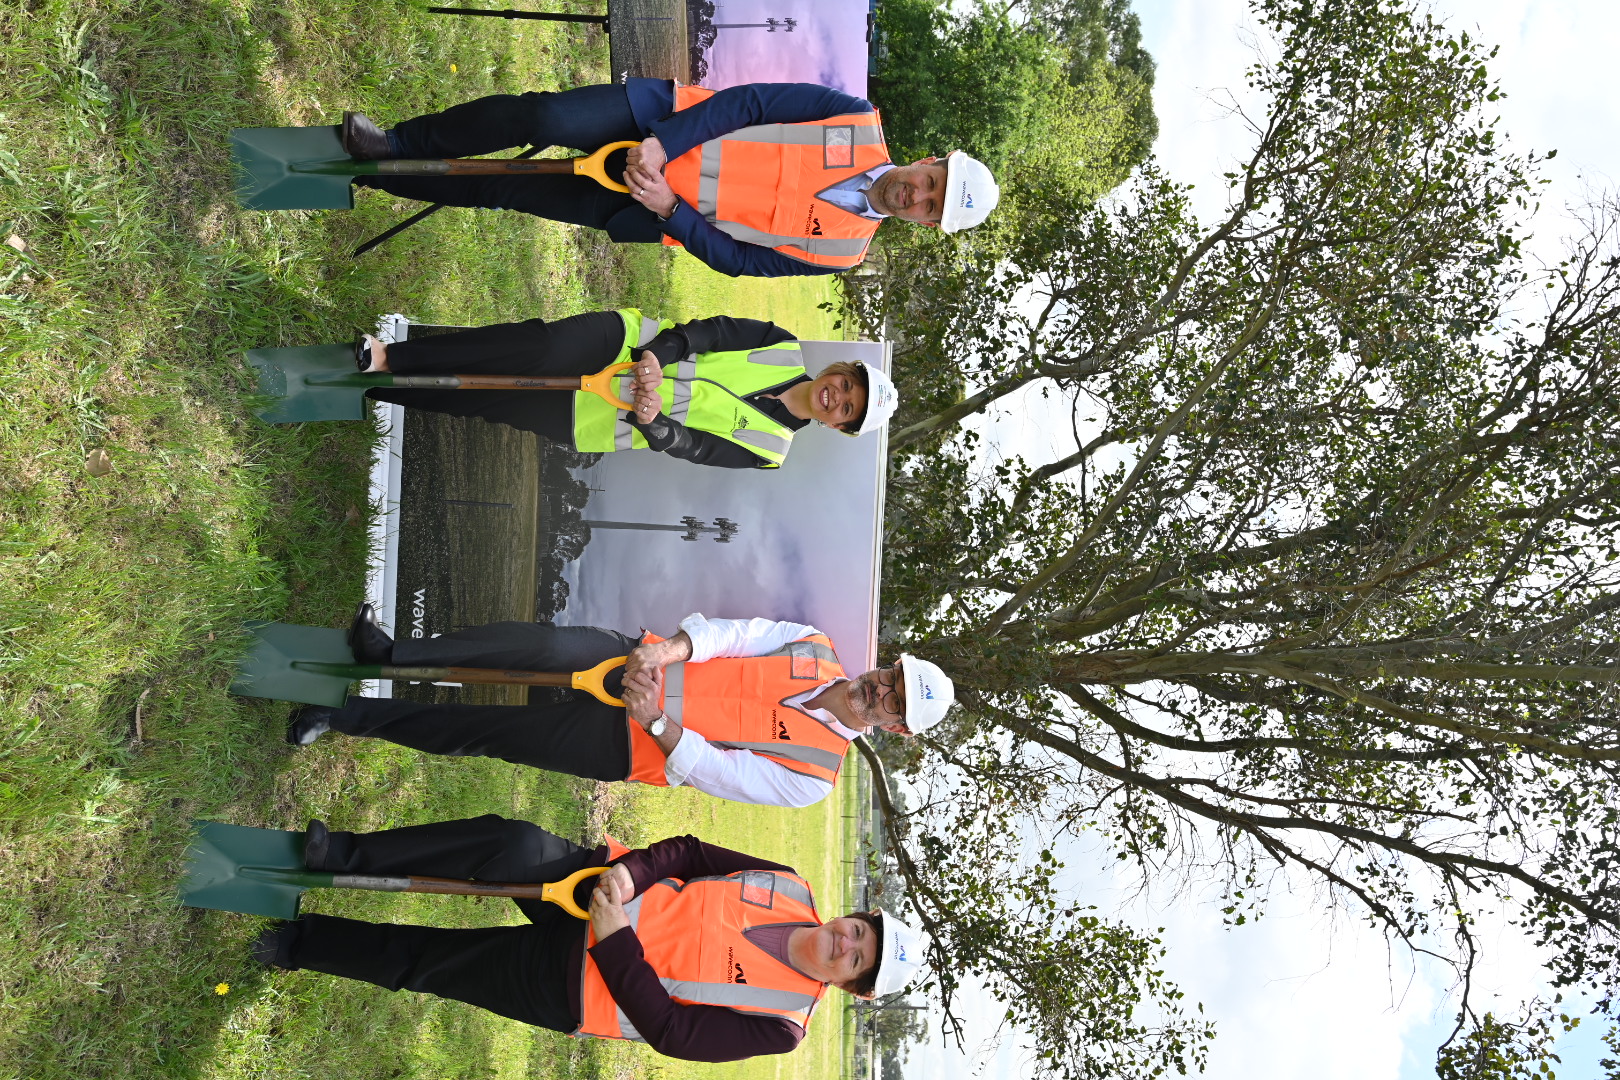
[244,347,638,423]
[229,620,628,707]
[229,123,637,210]
[180,820,609,919]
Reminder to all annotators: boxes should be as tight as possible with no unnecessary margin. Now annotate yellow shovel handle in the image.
[578,362,638,413]
[572,653,629,706]
[574,140,640,194]
[541,865,611,920]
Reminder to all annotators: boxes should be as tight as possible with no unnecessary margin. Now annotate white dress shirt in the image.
[657,612,861,807]
[818,163,895,220]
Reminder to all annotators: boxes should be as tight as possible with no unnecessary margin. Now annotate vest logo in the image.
[734,409,751,430]
[773,714,793,741]
[810,218,824,236]
[727,948,748,984]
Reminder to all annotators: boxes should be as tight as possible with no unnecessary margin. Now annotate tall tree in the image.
[859,0,1620,1073]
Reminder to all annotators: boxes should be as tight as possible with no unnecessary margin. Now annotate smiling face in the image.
[789,916,880,990]
[807,369,868,432]
[866,158,950,225]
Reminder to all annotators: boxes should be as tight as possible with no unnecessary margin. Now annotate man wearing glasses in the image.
[285,612,955,808]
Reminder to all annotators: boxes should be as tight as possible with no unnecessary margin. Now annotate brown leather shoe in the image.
[340,111,392,160]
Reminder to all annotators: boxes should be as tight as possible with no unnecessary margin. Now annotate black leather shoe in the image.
[340,111,392,160]
[251,920,298,969]
[346,601,394,664]
[303,819,330,869]
[286,705,334,747]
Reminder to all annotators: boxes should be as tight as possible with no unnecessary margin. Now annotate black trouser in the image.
[281,815,593,1030]
[331,623,635,781]
[357,84,662,241]
[366,309,627,437]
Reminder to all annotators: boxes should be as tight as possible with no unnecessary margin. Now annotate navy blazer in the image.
[617,80,886,278]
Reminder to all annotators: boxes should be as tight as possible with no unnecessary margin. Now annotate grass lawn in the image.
[0,3,845,1079]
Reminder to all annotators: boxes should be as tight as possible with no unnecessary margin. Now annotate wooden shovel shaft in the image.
[329,865,609,919]
[302,361,637,410]
[373,158,579,176]
[388,666,577,687]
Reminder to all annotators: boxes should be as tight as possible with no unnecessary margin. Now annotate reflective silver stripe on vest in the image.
[611,893,650,1039]
[766,638,840,664]
[748,346,805,366]
[660,977,820,1016]
[715,219,871,259]
[669,358,699,423]
[716,118,888,147]
[637,316,662,347]
[709,738,849,774]
[731,427,793,458]
[662,661,684,724]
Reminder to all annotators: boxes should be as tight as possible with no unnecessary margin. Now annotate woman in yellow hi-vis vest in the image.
[361,308,900,469]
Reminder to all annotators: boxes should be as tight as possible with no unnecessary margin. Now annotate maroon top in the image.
[561,834,818,1062]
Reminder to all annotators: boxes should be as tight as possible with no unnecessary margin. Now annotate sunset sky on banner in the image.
[701,0,871,95]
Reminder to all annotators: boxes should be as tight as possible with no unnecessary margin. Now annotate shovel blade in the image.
[231,125,357,210]
[229,621,358,706]
[181,821,326,919]
[246,345,369,423]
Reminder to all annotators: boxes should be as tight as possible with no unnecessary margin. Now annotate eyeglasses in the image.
[874,662,906,718]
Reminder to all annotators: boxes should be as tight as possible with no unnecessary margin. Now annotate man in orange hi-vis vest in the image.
[286,611,957,808]
[338,80,1000,277]
[252,814,931,1062]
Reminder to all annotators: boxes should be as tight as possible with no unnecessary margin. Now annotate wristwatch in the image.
[647,713,668,738]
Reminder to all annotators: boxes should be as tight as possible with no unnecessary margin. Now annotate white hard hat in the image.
[871,909,930,997]
[849,361,899,436]
[898,653,954,733]
[939,151,999,233]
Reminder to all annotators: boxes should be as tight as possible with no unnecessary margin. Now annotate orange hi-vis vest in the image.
[661,85,890,270]
[576,869,829,1041]
[626,634,853,786]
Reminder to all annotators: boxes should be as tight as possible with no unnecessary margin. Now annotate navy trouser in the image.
[331,623,636,781]
[366,309,627,437]
[282,815,595,1030]
[358,83,663,241]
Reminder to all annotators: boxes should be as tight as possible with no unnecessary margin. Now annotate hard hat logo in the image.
[939,151,1000,234]
[872,910,930,998]
[898,654,955,734]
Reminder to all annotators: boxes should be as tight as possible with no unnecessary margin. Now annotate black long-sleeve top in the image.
[630,316,809,469]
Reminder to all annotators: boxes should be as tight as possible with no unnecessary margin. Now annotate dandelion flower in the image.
[214,983,231,995]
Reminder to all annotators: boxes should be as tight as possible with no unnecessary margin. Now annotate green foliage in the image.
[1435,1002,1578,1080]
[870,0,1156,196]
[857,0,1620,1075]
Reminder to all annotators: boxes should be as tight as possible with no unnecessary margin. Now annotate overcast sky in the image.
[904,3,1620,1078]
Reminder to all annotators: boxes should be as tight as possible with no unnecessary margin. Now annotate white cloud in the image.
[910,3,1620,1077]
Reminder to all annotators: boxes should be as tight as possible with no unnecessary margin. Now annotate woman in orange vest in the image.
[251,815,930,1063]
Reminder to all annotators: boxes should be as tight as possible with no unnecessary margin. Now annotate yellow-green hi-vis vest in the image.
[571,310,806,468]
